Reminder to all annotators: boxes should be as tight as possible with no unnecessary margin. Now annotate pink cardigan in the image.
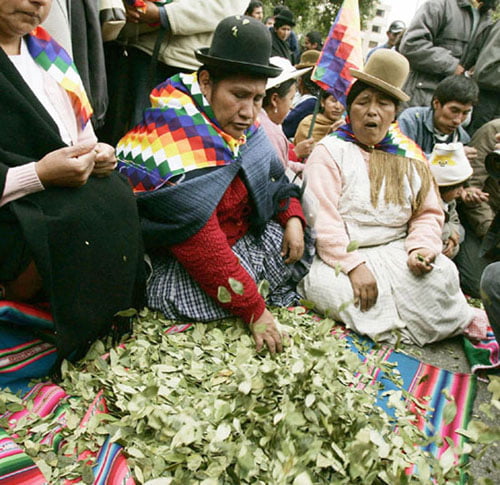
[304,144,444,274]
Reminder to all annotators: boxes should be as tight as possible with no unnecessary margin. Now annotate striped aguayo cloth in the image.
[0,302,480,482]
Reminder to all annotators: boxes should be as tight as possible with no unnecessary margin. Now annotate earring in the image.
[274,107,278,113]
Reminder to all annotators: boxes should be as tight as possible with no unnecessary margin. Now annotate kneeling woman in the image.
[299,50,473,346]
[117,17,308,353]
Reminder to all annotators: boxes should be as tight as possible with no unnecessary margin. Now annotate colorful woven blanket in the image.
[116,72,258,192]
[463,326,500,375]
[333,121,426,162]
[0,303,481,482]
[26,27,93,130]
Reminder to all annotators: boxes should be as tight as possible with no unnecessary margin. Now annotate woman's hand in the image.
[407,248,437,276]
[442,238,457,258]
[281,217,304,263]
[250,309,284,354]
[460,186,489,205]
[92,142,118,177]
[293,138,315,160]
[328,118,344,134]
[348,263,378,312]
[125,1,160,24]
[36,143,96,187]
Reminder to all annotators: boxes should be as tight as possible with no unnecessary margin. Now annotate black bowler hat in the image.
[274,8,296,28]
[195,16,282,78]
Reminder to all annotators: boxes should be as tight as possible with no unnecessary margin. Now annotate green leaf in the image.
[257,279,270,299]
[228,277,244,295]
[217,286,232,303]
[346,241,360,252]
[443,399,457,425]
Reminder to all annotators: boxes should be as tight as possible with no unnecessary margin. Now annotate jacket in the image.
[463,118,500,238]
[0,44,144,360]
[119,0,248,71]
[397,106,471,158]
[399,0,489,107]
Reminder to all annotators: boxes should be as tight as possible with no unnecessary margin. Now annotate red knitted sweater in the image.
[170,175,305,323]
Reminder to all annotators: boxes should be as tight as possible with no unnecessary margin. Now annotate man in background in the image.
[366,20,406,61]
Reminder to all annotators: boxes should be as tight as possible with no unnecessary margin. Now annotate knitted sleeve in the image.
[170,211,266,324]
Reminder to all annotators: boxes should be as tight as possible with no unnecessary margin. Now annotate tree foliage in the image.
[261,0,379,37]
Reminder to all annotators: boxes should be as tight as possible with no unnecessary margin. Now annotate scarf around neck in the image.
[333,122,426,162]
[26,27,93,130]
[116,72,259,193]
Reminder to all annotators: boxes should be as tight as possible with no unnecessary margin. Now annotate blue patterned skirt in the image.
[147,221,314,322]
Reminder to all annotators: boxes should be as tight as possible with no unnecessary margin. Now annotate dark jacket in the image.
[399,0,490,107]
[0,46,144,360]
[270,29,294,63]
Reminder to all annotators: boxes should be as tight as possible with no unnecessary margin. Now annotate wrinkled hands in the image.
[348,263,378,312]
[125,1,160,24]
[250,309,285,355]
[407,248,437,276]
[281,217,304,264]
[36,142,116,188]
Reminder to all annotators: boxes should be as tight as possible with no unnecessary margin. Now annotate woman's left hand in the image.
[281,217,304,264]
[407,248,437,276]
[294,138,315,160]
[92,143,117,177]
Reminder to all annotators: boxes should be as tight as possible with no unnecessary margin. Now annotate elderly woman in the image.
[299,50,473,346]
[0,0,144,360]
[294,88,345,145]
[117,16,308,354]
[259,56,315,175]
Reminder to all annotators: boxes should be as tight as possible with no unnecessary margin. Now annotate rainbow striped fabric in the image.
[116,72,258,193]
[311,0,364,106]
[26,27,93,130]
[332,122,427,162]
[463,326,500,375]
[349,342,476,467]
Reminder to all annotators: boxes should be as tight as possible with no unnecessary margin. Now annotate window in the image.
[368,41,378,48]
[376,9,385,17]
[372,25,381,33]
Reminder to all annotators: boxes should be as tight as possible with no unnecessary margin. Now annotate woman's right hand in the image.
[348,263,378,312]
[294,138,315,160]
[36,143,96,188]
[249,308,284,354]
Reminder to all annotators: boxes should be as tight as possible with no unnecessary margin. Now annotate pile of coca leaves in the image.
[1,307,492,484]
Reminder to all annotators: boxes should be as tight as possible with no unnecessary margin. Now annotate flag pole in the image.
[306,96,321,140]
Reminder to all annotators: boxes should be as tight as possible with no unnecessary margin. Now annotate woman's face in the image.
[276,24,292,41]
[249,6,263,21]
[267,82,297,125]
[198,70,266,140]
[0,0,51,46]
[349,88,396,146]
[322,95,344,123]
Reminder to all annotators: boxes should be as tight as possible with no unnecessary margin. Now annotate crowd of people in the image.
[0,0,499,365]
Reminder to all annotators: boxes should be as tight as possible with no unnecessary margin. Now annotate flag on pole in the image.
[311,0,364,107]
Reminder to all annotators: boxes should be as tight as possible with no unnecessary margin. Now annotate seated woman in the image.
[294,88,345,144]
[116,16,308,354]
[0,0,144,360]
[259,56,315,176]
[298,50,473,346]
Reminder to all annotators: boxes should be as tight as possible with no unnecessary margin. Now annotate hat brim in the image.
[349,68,410,102]
[295,62,316,70]
[266,66,312,90]
[195,48,282,78]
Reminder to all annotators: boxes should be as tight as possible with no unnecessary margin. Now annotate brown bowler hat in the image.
[295,50,320,69]
[350,49,410,102]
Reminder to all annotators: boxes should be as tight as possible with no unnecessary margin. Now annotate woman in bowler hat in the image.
[117,16,310,354]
